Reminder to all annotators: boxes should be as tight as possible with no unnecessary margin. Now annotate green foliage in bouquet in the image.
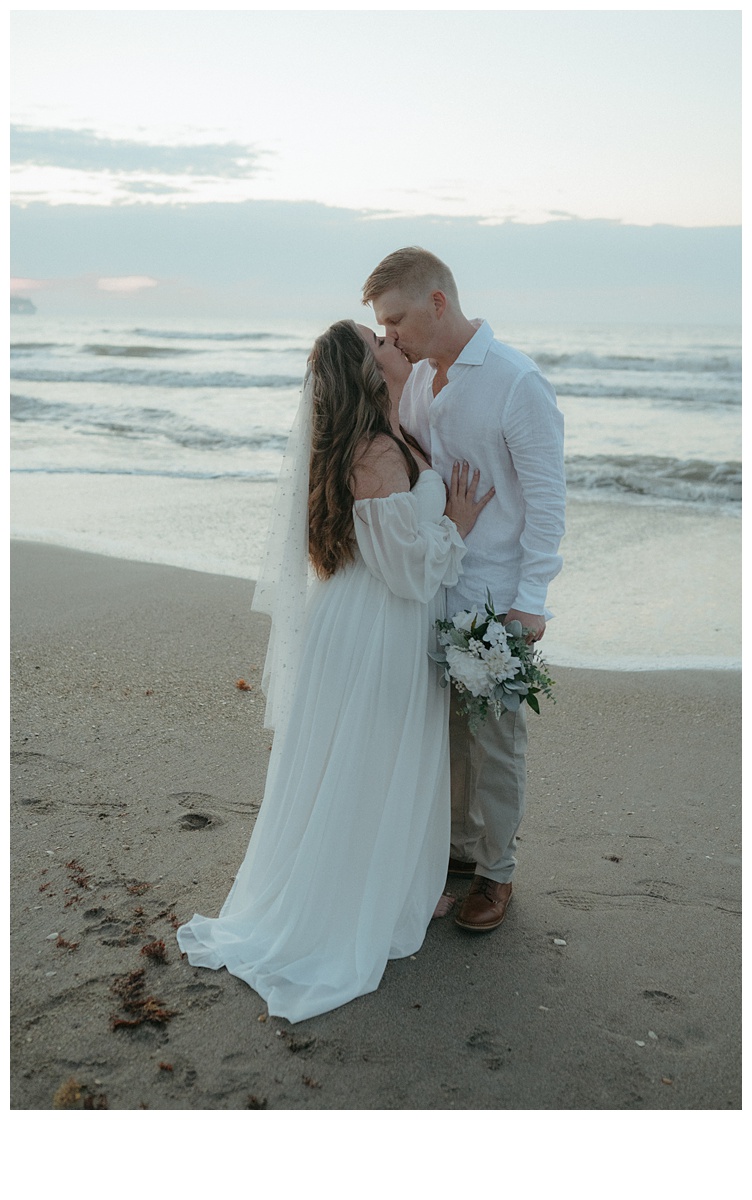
[431,590,555,731]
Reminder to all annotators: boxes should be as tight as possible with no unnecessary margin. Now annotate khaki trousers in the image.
[449,699,528,884]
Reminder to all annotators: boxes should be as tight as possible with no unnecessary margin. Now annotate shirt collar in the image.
[452,319,493,368]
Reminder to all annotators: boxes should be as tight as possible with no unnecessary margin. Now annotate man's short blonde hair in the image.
[362,246,459,306]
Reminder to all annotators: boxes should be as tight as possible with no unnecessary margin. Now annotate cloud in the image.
[10,125,265,178]
[120,182,186,196]
[97,276,158,292]
[9,199,741,324]
[11,276,48,292]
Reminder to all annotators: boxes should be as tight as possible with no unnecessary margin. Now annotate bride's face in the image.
[356,325,412,387]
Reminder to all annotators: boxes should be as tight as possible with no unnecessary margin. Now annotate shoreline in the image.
[9,534,741,674]
[9,470,743,672]
[10,541,741,1110]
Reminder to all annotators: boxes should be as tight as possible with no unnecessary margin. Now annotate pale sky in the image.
[11,5,741,227]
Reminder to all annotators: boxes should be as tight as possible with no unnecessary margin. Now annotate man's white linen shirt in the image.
[400,320,566,619]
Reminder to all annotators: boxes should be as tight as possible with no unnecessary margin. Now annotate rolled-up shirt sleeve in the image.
[353,491,466,604]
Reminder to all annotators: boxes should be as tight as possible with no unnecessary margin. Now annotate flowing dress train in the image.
[176,469,465,1023]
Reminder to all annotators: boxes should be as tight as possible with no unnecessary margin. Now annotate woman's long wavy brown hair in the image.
[308,320,419,579]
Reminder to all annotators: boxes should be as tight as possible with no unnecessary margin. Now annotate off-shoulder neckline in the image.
[353,467,443,506]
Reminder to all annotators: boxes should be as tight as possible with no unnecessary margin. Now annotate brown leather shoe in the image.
[455,876,513,931]
[448,857,477,877]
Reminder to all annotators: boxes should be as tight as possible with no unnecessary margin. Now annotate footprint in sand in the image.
[171,790,259,819]
[178,812,219,831]
[643,989,681,1010]
[171,793,224,831]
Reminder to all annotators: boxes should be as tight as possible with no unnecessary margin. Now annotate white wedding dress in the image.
[177,469,466,1023]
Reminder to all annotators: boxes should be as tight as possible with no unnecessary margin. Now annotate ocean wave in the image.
[79,342,298,358]
[555,381,740,406]
[566,454,741,505]
[10,366,302,389]
[11,466,279,481]
[82,344,196,358]
[12,365,736,404]
[11,457,740,506]
[10,392,289,453]
[533,350,741,375]
[131,327,297,342]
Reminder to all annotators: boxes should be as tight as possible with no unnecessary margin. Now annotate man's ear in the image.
[432,290,447,319]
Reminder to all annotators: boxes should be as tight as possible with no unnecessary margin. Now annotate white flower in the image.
[445,645,493,697]
[468,638,485,655]
[485,620,508,647]
[483,643,522,682]
[451,606,480,633]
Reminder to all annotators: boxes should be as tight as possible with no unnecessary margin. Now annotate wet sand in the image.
[11,471,742,670]
[10,541,741,1110]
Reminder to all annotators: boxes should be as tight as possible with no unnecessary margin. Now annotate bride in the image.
[177,319,493,1023]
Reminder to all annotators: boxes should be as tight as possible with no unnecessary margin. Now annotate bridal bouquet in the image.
[431,591,555,732]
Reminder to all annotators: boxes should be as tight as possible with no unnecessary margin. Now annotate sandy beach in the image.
[10,540,741,1111]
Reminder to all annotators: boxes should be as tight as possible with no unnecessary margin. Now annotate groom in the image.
[362,247,566,932]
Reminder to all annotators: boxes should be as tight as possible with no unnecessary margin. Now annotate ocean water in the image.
[10,314,741,669]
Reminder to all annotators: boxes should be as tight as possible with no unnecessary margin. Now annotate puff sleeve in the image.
[353,489,466,603]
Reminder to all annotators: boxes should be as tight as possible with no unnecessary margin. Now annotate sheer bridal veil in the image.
[250,369,314,739]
